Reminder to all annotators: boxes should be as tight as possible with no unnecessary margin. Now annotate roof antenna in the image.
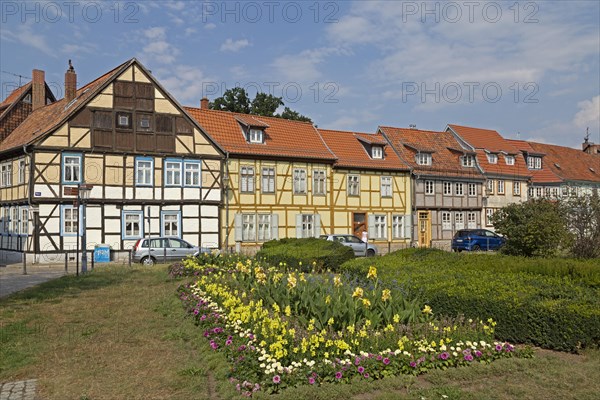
[409,124,417,129]
[584,127,590,143]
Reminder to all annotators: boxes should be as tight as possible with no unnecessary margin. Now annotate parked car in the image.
[320,234,378,257]
[132,237,214,265]
[451,229,506,252]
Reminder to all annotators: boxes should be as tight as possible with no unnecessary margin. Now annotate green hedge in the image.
[341,248,600,352]
[257,238,355,272]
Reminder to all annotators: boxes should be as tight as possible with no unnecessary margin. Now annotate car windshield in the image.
[455,230,473,238]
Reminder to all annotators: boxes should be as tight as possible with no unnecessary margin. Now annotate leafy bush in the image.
[561,192,600,258]
[256,238,355,272]
[341,249,600,352]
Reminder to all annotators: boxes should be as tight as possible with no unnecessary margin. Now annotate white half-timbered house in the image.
[0,59,224,263]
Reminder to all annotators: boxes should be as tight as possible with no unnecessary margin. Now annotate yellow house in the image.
[186,105,337,253]
[318,129,412,253]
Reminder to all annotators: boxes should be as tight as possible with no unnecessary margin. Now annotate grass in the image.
[1,264,600,399]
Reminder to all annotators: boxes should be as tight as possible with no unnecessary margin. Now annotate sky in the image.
[1,0,599,148]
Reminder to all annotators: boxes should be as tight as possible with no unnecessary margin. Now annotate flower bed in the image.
[175,257,531,396]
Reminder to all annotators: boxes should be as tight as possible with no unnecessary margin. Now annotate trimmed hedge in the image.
[341,248,600,352]
[256,238,355,272]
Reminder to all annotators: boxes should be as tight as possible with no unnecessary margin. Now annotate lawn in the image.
[1,263,599,399]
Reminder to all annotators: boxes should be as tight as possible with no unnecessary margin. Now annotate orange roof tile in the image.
[379,126,484,179]
[185,107,336,161]
[508,139,564,184]
[0,60,130,153]
[234,114,270,128]
[527,141,600,183]
[318,129,409,171]
[0,83,31,110]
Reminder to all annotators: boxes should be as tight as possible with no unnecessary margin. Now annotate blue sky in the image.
[1,1,598,148]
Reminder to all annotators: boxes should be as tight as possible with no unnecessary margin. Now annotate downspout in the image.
[412,171,420,247]
[23,145,35,262]
[223,151,230,253]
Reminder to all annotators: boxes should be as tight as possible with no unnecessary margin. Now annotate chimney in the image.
[31,69,45,110]
[65,59,77,103]
[200,97,209,110]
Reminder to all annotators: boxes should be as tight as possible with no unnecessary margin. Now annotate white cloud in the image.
[1,23,55,57]
[138,27,179,65]
[62,44,93,55]
[204,23,217,30]
[156,65,213,105]
[272,47,349,82]
[220,38,250,52]
[184,28,197,37]
[574,96,600,132]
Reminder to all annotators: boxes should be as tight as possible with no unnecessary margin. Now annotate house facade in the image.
[0,59,224,263]
[447,125,531,229]
[318,129,412,253]
[379,126,485,249]
[186,104,336,253]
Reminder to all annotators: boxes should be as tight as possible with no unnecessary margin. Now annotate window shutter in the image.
[234,213,243,242]
[404,214,412,239]
[313,214,321,238]
[368,215,375,237]
[271,214,279,240]
[296,214,303,238]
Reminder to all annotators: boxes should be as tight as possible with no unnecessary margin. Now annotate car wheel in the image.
[141,256,156,266]
[366,249,375,257]
[472,245,480,252]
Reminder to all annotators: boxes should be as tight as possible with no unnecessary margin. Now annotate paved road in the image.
[0,263,73,299]
[0,380,37,400]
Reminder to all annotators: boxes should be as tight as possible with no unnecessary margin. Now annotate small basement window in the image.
[249,128,263,144]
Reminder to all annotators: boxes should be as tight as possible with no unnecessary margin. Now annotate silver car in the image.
[320,234,378,257]
[132,237,204,265]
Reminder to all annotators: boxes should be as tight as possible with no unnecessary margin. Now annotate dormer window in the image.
[249,128,264,144]
[527,156,542,170]
[505,155,515,165]
[416,153,432,166]
[462,155,475,167]
[487,154,498,164]
[372,145,383,159]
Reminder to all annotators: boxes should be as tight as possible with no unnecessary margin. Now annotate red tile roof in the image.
[185,107,336,161]
[507,139,564,184]
[234,114,270,128]
[318,129,409,171]
[0,60,130,153]
[527,141,600,183]
[379,126,484,179]
[0,83,31,111]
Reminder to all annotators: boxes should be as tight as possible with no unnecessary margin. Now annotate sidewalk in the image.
[0,263,74,299]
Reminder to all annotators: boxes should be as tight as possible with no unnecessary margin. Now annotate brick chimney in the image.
[31,69,45,110]
[65,59,77,103]
[200,97,209,110]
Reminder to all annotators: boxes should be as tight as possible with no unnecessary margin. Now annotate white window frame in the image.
[372,146,383,159]
[135,157,154,187]
[165,160,182,187]
[10,207,18,234]
[261,167,275,193]
[487,179,494,194]
[441,212,452,230]
[313,170,326,196]
[392,215,405,239]
[462,155,475,167]
[381,176,392,197]
[184,161,201,187]
[528,156,542,170]
[18,160,26,185]
[486,209,495,226]
[20,207,28,236]
[257,214,272,242]
[242,213,256,241]
[528,186,535,198]
[468,183,476,197]
[122,211,144,240]
[416,153,432,166]
[487,154,498,164]
[455,182,464,196]
[301,214,314,238]
[455,212,464,230]
[240,166,255,193]
[497,180,505,194]
[61,205,80,236]
[348,174,360,196]
[249,128,263,144]
[0,162,12,187]
[505,155,515,165]
[425,180,434,195]
[536,187,543,197]
[467,212,477,229]
[293,168,307,194]
[62,154,82,184]
[373,215,387,240]
[161,211,181,237]
[513,181,521,196]
[443,181,452,195]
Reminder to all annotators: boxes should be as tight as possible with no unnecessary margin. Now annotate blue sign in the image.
[94,246,110,263]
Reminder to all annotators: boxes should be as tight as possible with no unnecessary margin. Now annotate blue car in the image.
[451,229,506,252]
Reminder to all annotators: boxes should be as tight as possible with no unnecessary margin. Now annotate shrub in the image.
[561,192,600,258]
[341,249,600,352]
[256,238,355,272]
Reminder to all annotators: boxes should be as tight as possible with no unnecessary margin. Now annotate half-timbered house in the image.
[317,129,412,253]
[186,102,337,253]
[379,126,485,249]
[0,59,224,263]
[447,125,531,229]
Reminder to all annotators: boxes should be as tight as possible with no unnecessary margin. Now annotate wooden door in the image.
[352,212,366,237]
[418,211,430,247]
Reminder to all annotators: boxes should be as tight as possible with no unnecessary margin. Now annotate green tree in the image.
[278,107,312,123]
[560,192,600,258]
[250,93,283,117]
[210,87,251,113]
[491,199,570,257]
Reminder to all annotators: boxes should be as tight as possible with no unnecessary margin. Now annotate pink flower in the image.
[335,371,343,379]
[464,354,473,362]
[273,375,281,384]
[439,352,449,360]
[358,366,365,374]
[495,344,503,351]
[410,361,417,368]
[308,377,315,385]
[363,373,369,378]
[383,357,390,365]
[475,350,482,357]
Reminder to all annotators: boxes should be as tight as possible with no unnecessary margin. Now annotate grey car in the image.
[320,234,378,257]
[132,237,206,265]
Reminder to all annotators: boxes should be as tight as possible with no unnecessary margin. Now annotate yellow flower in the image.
[325,295,331,304]
[327,317,335,326]
[352,287,364,298]
[287,273,297,289]
[393,314,400,323]
[361,298,371,308]
[333,275,342,287]
[422,305,433,315]
[367,266,377,280]
[284,305,291,317]
[381,289,391,302]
